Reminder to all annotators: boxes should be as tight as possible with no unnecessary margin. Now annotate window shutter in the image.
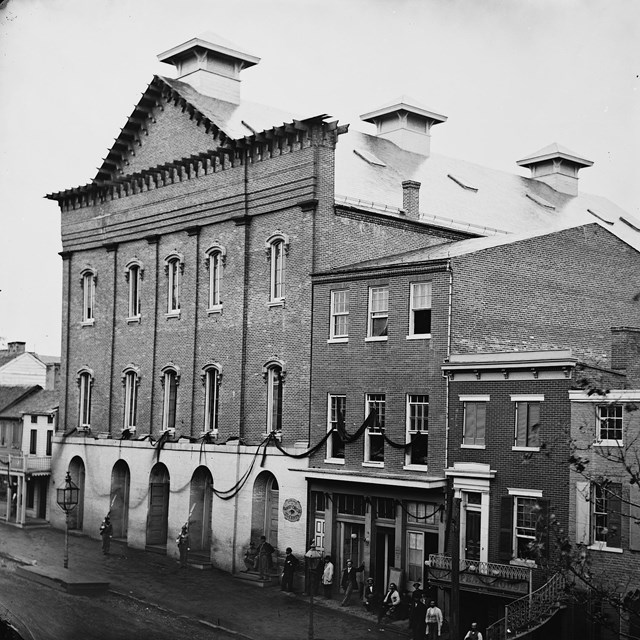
[477,404,486,444]
[499,496,514,561]
[607,482,622,548]
[575,482,590,545]
[535,498,551,561]
[629,483,640,552]
[515,403,527,446]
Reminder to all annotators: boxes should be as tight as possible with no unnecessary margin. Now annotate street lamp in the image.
[305,545,323,640]
[56,471,79,569]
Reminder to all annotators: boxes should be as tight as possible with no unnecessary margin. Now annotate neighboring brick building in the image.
[45,30,640,607]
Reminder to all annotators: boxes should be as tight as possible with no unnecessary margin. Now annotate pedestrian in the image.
[377,582,401,624]
[408,583,423,630]
[243,541,257,571]
[99,514,113,555]
[321,554,334,598]
[257,535,274,580]
[281,547,299,592]
[409,593,427,640]
[176,524,189,568]
[340,559,364,606]
[464,622,483,640]
[425,600,443,637]
[363,577,380,615]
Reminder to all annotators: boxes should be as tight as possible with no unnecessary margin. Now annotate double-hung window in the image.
[461,396,488,447]
[78,370,93,428]
[408,282,432,337]
[367,286,389,339]
[576,481,623,551]
[162,368,178,431]
[204,366,220,433]
[364,394,385,464]
[330,290,349,341]
[406,394,429,466]
[123,370,139,430]
[512,396,542,449]
[500,491,548,564]
[81,270,96,324]
[327,395,346,460]
[596,404,623,445]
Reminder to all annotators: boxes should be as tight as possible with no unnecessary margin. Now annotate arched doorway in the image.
[67,457,85,530]
[109,460,130,540]
[188,466,213,557]
[251,471,279,550]
[146,463,169,549]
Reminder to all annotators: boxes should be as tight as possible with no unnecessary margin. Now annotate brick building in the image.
[45,30,640,608]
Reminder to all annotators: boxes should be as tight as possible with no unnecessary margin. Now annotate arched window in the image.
[76,369,94,428]
[160,366,180,430]
[122,367,140,429]
[262,360,285,434]
[205,245,226,311]
[80,268,96,324]
[265,233,289,304]
[202,365,221,432]
[163,253,184,315]
[124,260,143,319]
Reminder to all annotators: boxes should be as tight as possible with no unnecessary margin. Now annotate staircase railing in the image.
[486,573,565,640]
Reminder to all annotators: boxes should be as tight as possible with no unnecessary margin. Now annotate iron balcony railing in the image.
[428,554,532,582]
[1,453,52,473]
[486,573,566,640]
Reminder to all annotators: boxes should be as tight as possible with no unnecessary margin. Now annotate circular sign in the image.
[282,498,302,522]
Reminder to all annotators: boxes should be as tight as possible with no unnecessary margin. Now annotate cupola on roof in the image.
[158,32,260,104]
[360,95,447,157]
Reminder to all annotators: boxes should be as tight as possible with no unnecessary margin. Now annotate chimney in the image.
[158,32,260,104]
[517,143,593,197]
[360,96,447,156]
[611,327,640,387]
[45,362,61,391]
[402,180,421,218]
[7,341,26,355]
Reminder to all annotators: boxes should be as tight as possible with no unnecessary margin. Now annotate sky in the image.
[0,0,638,357]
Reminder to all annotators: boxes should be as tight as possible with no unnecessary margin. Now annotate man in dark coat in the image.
[257,535,275,580]
[99,515,113,555]
[281,547,299,592]
[340,559,365,606]
[409,593,428,640]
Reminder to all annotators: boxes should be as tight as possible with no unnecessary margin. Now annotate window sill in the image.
[406,334,431,341]
[593,440,623,448]
[512,446,540,452]
[365,336,388,343]
[403,464,429,472]
[324,458,346,465]
[207,305,223,316]
[166,311,181,320]
[268,299,285,309]
[362,461,384,468]
[327,337,348,344]
[461,444,486,449]
[588,543,623,554]
[81,319,95,327]
[126,316,141,324]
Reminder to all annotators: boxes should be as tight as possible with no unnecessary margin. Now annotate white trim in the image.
[327,338,349,344]
[587,542,623,554]
[365,336,388,342]
[329,289,349,340]
[570,389,640,402]
[507,488,543,498]
[510,394,544,402]
[268,299,285,308]
[512,446,541,452]
[459,395,490,402]
[207,304,223,315]
[406,334,431,340]
[408,281,432,337]
[324,458,345,465]
[461,444,486,450]
[362,461,384,468]
[403,464,430,472]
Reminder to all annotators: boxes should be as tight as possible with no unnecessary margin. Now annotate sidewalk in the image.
[0,523,412,640]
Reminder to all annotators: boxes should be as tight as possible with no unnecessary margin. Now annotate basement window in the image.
[525,193,555,210]
[447,174,478,192]
[353,149,386,167]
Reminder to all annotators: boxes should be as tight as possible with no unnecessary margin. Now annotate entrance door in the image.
[465,510,481,561]
[38,479,48,519]
[265,477,279,550]
[189,467,213,554]
[375,528,395,590]
[338,522,365,570]
[147,483,169,546]
[110,461,130,540]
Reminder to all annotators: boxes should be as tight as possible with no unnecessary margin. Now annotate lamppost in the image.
[305,545,323,640]
[56,471,79,569]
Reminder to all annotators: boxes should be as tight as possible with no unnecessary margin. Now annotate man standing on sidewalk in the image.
[340,559,364,606]
[257,535,274,580]
[321,555,334,599]
[99,515,113,555]
[176,524,189,568]
[281,547,299,592]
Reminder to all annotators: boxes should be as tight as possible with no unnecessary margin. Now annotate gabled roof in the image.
[0,386,42,415]
[0,389,58,419]
[516,143,594,168]
[360,95,447,125]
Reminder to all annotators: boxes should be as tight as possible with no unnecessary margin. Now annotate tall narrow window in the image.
[406,394,429,466]
[407,531,425,583]
[127,264,141,318]
[167,258,181,314]
[204,367,220,432]
[330,290,349,340]
[266,365,284,432]
[46,430,53,456]
[82,271,95,323]
[515,402,541,448]
[162,369,178,430]
[78,371,93,428]
[123,370,139,429]
[596,404,623,444]
[367,286,389,338]
[365,394,385,463]
[208,251,223,309]
[463,401,487,447]
[271,240,285,301]
[327,395,346,460]
[29,430,37,455]
[409,282,432,336]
